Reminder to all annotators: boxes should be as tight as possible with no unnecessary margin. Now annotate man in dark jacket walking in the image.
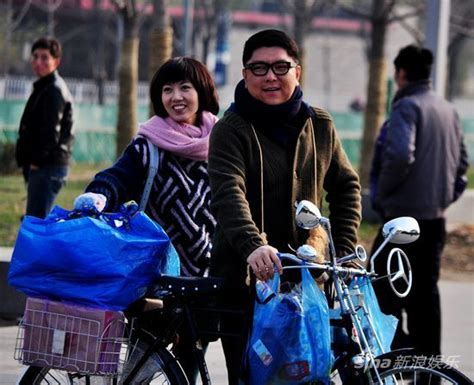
[16,37,74,218]
[370,45,469,359]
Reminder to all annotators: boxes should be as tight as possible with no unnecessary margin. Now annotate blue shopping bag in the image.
[350,276,398,356]
[248,268,332,385]
[8,203,179,310]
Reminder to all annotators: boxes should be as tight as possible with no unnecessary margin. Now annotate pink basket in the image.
[15,297,128,375]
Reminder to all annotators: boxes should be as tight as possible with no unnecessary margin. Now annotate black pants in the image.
[221,336,247,385]
[219,289,252,385]
[173,332,209,385]
[370,218,445,357]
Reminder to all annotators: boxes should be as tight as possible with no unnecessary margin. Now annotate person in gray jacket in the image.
[370,45,469,359]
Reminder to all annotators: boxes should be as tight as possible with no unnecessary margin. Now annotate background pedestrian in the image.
[15,37,74,219]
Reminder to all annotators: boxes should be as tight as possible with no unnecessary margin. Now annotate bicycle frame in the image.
[121,277,245,385]
[285,200,422,383]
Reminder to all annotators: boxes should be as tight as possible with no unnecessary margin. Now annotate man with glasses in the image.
[208,29,361,384]
[16,37,74,219]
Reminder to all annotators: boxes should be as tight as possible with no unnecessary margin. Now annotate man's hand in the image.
[247,245,283,281]
[30,164,39,171]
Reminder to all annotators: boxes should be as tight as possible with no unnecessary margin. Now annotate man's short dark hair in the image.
[31,37,62,58]
[150,57,219,120]
[242,29,300,65]
[394,45,433,82]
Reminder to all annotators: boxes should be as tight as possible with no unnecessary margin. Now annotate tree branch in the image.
[335,3,370,20]
[450,24,474,38]
[388,6,424,23]
[396,17,424,44]
[10,0,32,31]
[383,0,397,17]
[32,0,62,12]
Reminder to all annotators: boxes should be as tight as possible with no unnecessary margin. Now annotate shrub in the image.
[0,142,19,175]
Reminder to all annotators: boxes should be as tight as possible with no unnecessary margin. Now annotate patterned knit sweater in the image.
[86,136,216,277]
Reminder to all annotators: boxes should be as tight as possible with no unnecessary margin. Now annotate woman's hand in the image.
[74,192,107,212]
[247,245,283,281]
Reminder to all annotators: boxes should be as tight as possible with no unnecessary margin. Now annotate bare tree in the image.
[278,0,329,86]
[32,0,62,37]
[2,0,32,77]
[148,0,173,116]
[195,0,219,65]
[447,0,474,99]
[94,0,107,105]
[113,0,145,157]
[336,0,422,189]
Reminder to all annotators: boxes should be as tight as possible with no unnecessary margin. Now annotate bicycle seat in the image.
[150,275,225,296]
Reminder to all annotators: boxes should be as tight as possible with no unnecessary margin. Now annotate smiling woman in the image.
[71,56,220,385]
[150,57,219,127]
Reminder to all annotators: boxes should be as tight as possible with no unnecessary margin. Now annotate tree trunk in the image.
[148,27,172,114]
[116,36,139,157]
[94,0,106,105]
[148,0,173,117]
[447,36,466,100]
[359,58,387,188]
[293,0,309,88]
[202,35,211,64]
[358,1,389,189]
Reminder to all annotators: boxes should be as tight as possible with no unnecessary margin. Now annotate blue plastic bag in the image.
[8,203,180,310]
[349,276,398,356]
[248,268,332,385]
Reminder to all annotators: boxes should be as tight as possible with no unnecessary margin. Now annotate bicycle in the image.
[15,269,243,384]
[15,200,473,384]
[274,200,473,384]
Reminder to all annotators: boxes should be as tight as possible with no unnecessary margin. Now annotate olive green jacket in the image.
[208,107,361,288]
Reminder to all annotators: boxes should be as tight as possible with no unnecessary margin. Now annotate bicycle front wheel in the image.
[18,343,187,385]
[369,350,472,384]
[18,342,187,385]
[18,366,116,384]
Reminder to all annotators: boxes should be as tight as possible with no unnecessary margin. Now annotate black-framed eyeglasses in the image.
[244,61,298,76]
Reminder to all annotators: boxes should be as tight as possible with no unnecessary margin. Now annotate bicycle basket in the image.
[14,297,131,376]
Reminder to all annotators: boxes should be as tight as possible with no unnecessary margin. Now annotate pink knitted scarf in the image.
[137,111,218,161]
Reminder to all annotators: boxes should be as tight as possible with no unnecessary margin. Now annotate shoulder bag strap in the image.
[139,138,160,211]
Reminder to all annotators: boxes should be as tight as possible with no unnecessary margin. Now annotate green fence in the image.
[0,100,150,164]
[1,100,473,166]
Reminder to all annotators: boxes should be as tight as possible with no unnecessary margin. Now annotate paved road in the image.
[0,279,472,384]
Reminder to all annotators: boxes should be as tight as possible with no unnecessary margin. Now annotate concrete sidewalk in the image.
[445,189,474,227]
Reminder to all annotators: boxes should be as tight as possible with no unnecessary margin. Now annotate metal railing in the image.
[0,75,149,106]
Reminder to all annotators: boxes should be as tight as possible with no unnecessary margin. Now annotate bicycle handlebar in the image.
[278,252,376,279]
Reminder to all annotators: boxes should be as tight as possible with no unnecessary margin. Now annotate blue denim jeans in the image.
[23,165,68,218]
